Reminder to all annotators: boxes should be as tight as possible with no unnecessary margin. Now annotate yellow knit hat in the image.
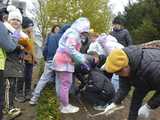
[105,48,129,73]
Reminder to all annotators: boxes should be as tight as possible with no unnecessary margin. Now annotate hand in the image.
[84,54,95,65]
[138,104,151,119]
[104,103,117,112]
[12,31,21,41]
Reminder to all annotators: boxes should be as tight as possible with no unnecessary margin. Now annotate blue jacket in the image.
[43,24,71,61]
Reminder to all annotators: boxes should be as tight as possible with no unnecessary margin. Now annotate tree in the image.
[123,0,160,43]
[36,0,111,42]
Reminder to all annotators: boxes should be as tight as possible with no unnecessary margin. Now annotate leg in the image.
[56,71,72,106]
[111,74,119,92]
[15,77,25,102]
[0,70,5,120]
[30,61,53,104]
[8,78,16,110]
[24,62,33,99]
[56,71,79,113]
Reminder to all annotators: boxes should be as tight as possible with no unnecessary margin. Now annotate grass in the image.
[36,84,60,120]
[35,58,60,120]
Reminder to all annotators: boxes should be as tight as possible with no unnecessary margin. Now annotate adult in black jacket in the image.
[104,45,160,120]
[110,16,132,47]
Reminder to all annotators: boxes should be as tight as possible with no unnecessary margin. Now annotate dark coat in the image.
[43,24,70,61]
[113,46,160,120]
[111,28,132,47]
[4,50,24,78]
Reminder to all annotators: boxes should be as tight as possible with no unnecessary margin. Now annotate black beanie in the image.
[22,16,34,29]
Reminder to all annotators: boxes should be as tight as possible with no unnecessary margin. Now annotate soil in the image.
[61,96,160,120]
[3,65,160,120]
[5,92,160,120]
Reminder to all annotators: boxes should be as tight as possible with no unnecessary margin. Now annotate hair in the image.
[112,16,126,26]
[51,24,60,33]
[88,51,99,58]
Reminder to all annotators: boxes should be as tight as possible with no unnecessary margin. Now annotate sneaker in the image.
[15,94,25,103]
[25,91,32,100]
[93,104,109,111]
[8,108,21,119]
[60,104,79,114]
[29,96,38,105]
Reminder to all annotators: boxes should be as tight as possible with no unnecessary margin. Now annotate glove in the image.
[12,31,21,41]
[138,104,151,119]
[104,103,117,112]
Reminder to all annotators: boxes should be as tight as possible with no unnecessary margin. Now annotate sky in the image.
[109,0,137,14]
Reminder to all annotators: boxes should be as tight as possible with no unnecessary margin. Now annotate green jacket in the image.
[0,48,6,70]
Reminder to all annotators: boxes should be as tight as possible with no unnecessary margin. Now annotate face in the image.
[90,35,97,42]
[54,26,60,33]
[9,19,21,30]
[23,26,33,37]
[115,66,130,77]
[80,32,89,45]
[113,24,122,30]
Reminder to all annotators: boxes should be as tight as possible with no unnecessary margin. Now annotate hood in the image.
[97,34,118,43]
[59,24,71,34]
[71,17,90,33]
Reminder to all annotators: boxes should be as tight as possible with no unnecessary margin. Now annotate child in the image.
[3,6,31,118]
[97,34,124,92]
[75,51,115,111]
[52,17,90,114]
[15,16,36,102]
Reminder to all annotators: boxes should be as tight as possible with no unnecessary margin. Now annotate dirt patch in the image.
[14,102,36,120]
[61,96,160,120]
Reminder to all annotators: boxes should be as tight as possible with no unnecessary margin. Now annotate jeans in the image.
[32,60,55,98]
[111,74,119,92]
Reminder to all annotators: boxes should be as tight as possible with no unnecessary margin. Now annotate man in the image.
[104,45,160,120]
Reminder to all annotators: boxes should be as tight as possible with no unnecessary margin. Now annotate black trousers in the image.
[0,70,5,120]
[17,62,33,95]
[83,87,113,106]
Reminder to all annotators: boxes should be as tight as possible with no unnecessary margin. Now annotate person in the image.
[110,16,132,47]
[87,31,105,56]
[15,16,36,102]
[75,51,115,111]
[52,17,91,114]
[29,24,71,105]
[97,34,124,92]
[0,4,17,120]
[51,24,60,34]
[103,45,160,120]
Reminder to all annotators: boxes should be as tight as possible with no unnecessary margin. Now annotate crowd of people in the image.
[0,2,160,120]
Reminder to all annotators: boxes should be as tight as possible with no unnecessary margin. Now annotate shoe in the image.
[93,104,109,111]
[29,96,38,105]
[60,104,79,113]
[7,108,21,119]
[25,90,32,100]
[15,94,25,103]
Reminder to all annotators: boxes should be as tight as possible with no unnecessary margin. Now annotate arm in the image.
[66,36,85,64]
[148,91,160,109]
[0,22,16,52]
[128,89,147,120]
[42,36,49,60]
[113,77,131,104]
[125,29,133,46]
